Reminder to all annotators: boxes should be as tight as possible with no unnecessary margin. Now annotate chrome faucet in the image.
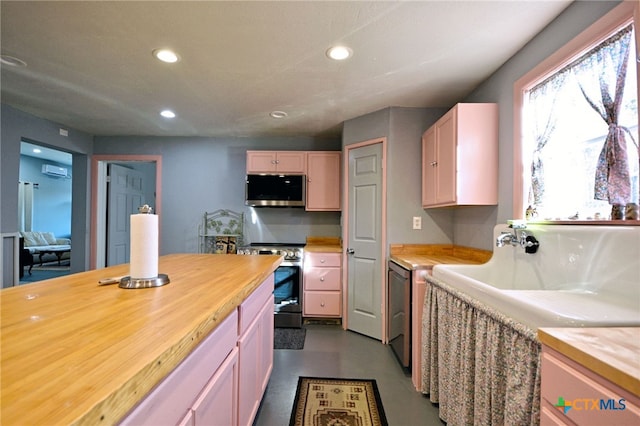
[496,223,540,253]
[496,231,519,247]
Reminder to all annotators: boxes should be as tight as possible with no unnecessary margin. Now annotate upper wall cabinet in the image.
[421,103,498,208]
[246,151,306,174]
[306,151,341,211]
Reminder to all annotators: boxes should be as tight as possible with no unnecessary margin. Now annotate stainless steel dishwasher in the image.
[387,260,411,370]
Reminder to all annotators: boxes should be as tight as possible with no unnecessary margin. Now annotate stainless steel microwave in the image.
[245,174,306,207]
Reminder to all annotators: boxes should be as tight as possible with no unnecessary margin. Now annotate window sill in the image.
[526,220,640,226]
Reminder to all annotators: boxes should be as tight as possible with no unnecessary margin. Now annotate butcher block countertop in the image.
[389,244,492,271]
[538,327,640,397]
[0,253,282,426]
[305,236,342,253]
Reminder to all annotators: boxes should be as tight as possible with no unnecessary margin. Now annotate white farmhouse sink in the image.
[431,224,640,329]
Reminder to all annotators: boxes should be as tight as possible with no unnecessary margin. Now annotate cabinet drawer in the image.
[303,291,341,317]
[541,350,640,425]
[304,267,341,291]
[305,252,341,267]
[238,274,274,335]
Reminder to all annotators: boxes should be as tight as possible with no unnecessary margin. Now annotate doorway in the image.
[343,139,387,341]
[91,155,162,269]
[18,141,73,283]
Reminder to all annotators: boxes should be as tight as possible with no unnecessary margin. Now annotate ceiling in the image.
[1,1,572,139]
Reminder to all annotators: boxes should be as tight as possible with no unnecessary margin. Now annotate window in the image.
[514,2,639,222]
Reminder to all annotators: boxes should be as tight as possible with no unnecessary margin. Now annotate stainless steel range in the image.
[238,243,304,328]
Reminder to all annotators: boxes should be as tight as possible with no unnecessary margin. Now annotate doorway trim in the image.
[341,137,388,341]
[90,154,162,269]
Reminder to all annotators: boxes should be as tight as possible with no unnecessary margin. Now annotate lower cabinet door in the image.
[177,410,195,426]
[192,347,238,426]
[238,296,274,426]
[259,298,274,393]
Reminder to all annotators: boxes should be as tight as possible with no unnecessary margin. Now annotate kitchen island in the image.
[0,253,281,425]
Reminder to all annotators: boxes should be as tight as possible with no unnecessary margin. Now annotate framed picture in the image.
[227,236,237,254]
[214,236,229,254]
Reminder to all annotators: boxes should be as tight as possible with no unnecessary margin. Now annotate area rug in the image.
[289,377,388,426]
[274,327,306,350]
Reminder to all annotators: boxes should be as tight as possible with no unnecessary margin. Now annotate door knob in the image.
[346,248,355,254]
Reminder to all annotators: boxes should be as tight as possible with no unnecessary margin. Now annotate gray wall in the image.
[342,106,453,253]
[93,136,342,254]
[1,104,93,284]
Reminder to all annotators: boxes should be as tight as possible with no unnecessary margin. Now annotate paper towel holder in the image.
[119,274,170,289]
[119,204,170,289]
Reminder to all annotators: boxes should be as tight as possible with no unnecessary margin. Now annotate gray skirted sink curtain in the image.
[421,276,541,425]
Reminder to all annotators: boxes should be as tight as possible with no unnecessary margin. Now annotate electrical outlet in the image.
[412,216,422,230]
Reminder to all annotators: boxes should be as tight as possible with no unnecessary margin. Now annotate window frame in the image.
[513,1,640,224]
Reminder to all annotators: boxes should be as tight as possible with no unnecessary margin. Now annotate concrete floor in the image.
[255,324,443,426]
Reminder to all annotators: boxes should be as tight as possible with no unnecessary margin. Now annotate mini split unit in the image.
[41,164,69,178]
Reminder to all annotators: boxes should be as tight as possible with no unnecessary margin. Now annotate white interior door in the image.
[346,142,384,340]
[107,164,144,266]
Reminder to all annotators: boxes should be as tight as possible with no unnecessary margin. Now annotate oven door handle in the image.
[279,261,300,267]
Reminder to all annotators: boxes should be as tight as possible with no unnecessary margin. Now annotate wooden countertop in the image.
[388,244,492,270]
[538,328,640,397]
[0,253,282,426]
[305,236,342,253]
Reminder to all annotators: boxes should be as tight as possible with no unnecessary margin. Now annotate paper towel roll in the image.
[130,213,159,279]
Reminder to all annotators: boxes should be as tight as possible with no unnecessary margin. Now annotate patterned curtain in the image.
[18,181,35,232]
[573,24,635,205]
[421,277,541,425]
[528,76,565,206]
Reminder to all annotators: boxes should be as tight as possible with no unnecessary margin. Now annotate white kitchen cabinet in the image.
[303,252,342,317]
[421,103,498,208]
[306,151,341,211]
[246,151,306,174]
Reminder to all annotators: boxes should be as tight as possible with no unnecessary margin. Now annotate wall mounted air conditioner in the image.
[42,164,69,178]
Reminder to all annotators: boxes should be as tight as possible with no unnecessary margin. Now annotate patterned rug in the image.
[289,377,388,426]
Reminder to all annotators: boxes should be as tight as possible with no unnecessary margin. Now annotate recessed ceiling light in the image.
[0,55,27,67]
[160,110,176,118]
[152,48,180,63]
[270,111,288,119]
[326,45,352,61]
[33,148,42,154]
